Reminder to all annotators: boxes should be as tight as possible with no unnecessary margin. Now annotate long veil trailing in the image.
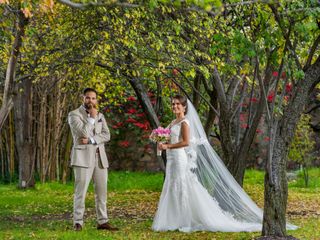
[184,100,297,230]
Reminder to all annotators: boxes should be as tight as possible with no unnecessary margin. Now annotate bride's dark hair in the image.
[173,94,188,114]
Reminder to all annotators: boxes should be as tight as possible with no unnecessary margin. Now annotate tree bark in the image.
[128,77,166,170]
[204,89,218,136]
[0,11,28,131]
[262,57,320,236]
[9,112,15,179]
[62,131,72,184]
[192,71,202,110]
[14,76,35,188]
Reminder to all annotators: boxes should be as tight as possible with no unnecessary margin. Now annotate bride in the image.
[152,95,297,232]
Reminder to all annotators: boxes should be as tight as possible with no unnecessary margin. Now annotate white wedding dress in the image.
[152,100,297,232]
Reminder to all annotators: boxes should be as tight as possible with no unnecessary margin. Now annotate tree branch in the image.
[173,70,220,117]
[56,0,139,9]
[212,66,228,109]
[304,34,320,71]
[226,76,240,109]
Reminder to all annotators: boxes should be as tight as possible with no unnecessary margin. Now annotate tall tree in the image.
[260,2,320,236]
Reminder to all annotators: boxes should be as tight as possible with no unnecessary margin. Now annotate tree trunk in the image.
[204,89,218,136]
[14,77,35,189]
[62,130,72,184]
[234,97,267,184]
[39,96,48,182]
[218,69,268,186]
[218,110,235,166]
[262,57,320,237]
[9,112,15,180]
[128,78,160,129]
[128,77,166,170]
[0,12,28,130]
[192,71,202,110]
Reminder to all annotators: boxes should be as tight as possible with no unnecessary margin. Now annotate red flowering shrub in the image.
[102,92,157,170]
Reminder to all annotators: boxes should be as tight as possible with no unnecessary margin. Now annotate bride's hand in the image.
[158,143,164,150]
[158,143,169,150]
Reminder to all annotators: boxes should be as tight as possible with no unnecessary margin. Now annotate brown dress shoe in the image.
[74,223,82,231]
[97,222,119,231]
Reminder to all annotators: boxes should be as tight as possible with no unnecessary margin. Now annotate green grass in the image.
[288,168,320,190]
[108,171,164,192]
[0,170,319,240]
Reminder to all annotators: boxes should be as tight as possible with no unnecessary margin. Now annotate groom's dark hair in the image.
[83,88,97,96]
[173,94,188,114]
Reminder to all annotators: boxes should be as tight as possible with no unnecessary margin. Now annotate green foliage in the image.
[289,114,315,163]
[289,114,316,187]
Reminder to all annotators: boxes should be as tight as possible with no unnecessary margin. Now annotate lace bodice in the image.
[169,118,190,145]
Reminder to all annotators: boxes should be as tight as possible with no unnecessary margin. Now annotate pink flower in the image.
[112,122,124,129]
[127,108,137,114]
[272,71,278,77]
[133,122,149,130]
[267,91,275,103]
[147,92,154,97]
[240,124,249,129]
[127,96,136,101]
[126,118,137,123]
[250,97,258,103]
[284,95,289,101]
[239,113,246,122]
[264,137,270,142]
[285,83,292,93]
[240,103,248,107]
[256,129,263,134]
[172,68,179,76]
[119,140,130,147]
[136,113,145,118]
[150,127,171,142]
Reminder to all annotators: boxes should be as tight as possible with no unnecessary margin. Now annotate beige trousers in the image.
[73,153,108,225]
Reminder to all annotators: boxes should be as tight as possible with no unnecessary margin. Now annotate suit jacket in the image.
[68,106,110,168]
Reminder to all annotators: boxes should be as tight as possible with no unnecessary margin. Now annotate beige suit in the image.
[68,106,110,226]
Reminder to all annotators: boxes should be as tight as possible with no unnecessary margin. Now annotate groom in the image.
[68,88,118,231]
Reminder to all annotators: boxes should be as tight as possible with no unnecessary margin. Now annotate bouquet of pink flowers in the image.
[150,127,171,156]
[150,127,171,143]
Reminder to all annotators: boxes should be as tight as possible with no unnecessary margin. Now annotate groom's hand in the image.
[80,137,89,144]
[88,106,98,118]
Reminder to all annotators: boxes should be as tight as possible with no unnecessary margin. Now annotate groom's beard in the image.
[84,103,96,110]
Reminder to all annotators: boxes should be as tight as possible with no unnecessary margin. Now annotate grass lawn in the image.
[0,169,319,240]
